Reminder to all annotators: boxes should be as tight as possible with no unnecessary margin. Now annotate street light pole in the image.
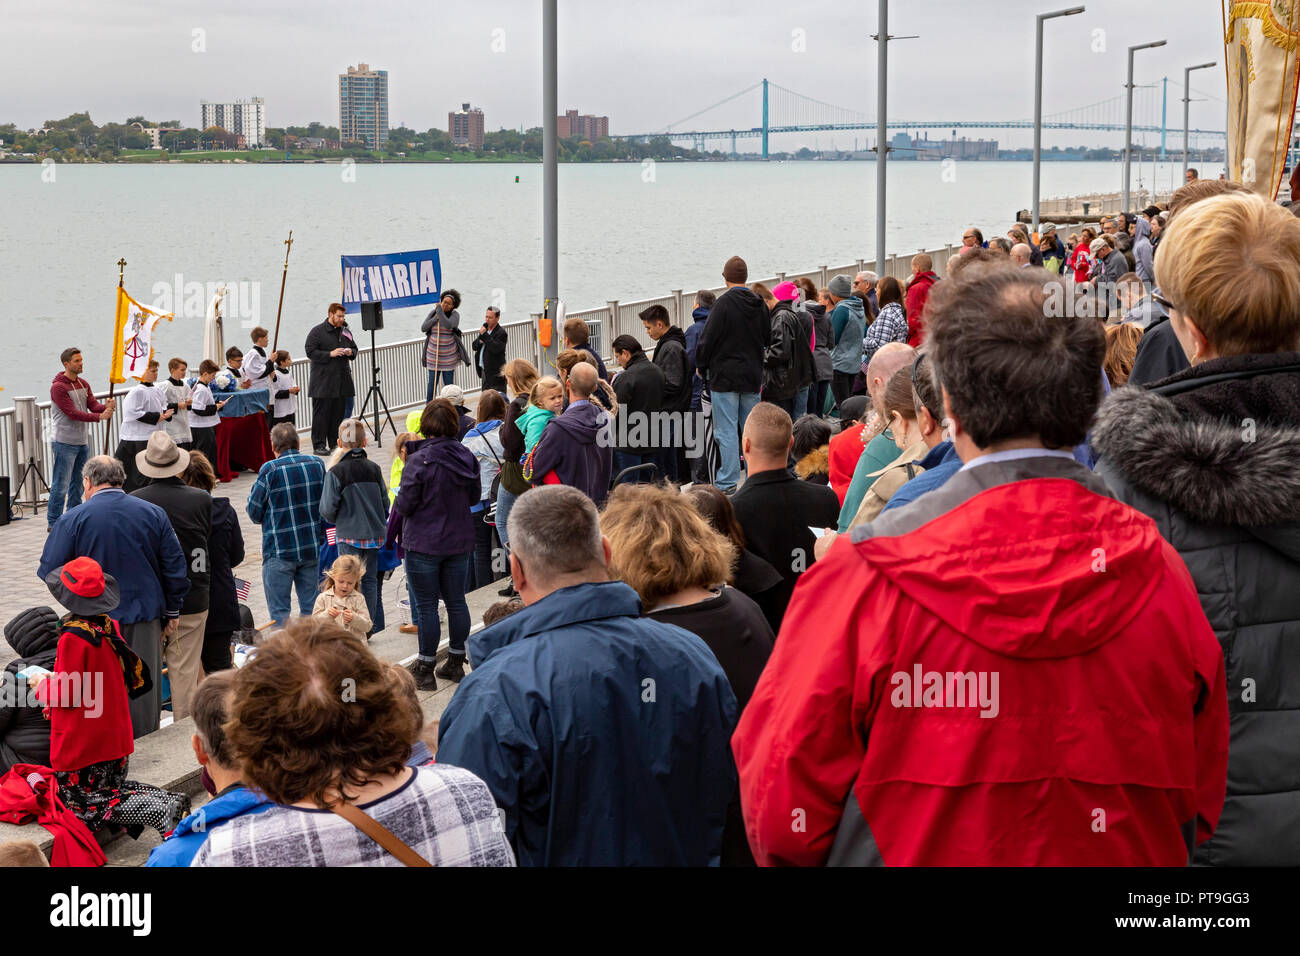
[1033,7,1085,238]
[1124,39,1166,212]
[874,0,889,278]
[542,0,558,367]
[1183,60,1217,182]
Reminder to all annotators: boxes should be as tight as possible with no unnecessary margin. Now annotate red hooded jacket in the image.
[733,475,1228,866]
[903,272,938,345]
[36,618,135,772]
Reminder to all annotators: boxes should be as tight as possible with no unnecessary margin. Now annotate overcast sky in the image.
[3,0,1228,148]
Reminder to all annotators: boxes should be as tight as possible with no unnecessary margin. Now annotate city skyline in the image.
[1,0,1229,152]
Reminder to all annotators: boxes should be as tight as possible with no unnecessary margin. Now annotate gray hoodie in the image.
[1133,218,1154,285]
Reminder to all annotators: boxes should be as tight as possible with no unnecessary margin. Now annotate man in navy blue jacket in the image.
[38,455,188,737]
[437,485,738,866]
[529,363,613,505]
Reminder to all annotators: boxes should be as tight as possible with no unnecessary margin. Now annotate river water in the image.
[0,158,1219,398]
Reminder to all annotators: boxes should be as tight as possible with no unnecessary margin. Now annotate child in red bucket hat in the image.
[32,557,189,837]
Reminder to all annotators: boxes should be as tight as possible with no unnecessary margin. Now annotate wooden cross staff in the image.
[272,230,293,352]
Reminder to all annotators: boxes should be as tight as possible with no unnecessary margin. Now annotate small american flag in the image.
[234,577,251,602]
[325,526,337,546]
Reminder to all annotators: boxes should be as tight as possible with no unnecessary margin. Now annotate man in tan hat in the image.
[130,432,211,721]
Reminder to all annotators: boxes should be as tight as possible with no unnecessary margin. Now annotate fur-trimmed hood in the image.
[1093,384,1300,528]
[794,446,830,482]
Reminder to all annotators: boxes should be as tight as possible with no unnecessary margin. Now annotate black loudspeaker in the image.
[0,477,9,526]
[360,300,384,331]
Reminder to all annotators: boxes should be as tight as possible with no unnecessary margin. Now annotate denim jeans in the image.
[793,386,810,421]
[426,368,455,401]
[495,485,518,553]
[405,550,471,661]
[710,391,760,491]
[263,556,320,628]
[337,543,384,634]
[466,509,502,592]
[48,440,89,527]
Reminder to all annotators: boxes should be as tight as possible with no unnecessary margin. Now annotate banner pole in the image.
[104,259,126,455]
[272,230,293,353]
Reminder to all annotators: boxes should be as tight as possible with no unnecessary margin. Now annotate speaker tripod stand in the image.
[356,327,396,446]
[14,455,51,517]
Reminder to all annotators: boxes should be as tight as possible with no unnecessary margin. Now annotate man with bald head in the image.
[904,253,938,345]
[730,403,839,630]
[1010,243,1033,268]
[529,360,614,505]
[836,342,916,531]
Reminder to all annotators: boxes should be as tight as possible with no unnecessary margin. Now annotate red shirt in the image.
[828,423,865,504]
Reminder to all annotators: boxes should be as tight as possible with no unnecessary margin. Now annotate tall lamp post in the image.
[1032,6,1085,238]
[1124,39,1167,212]
[873,0,889,278]
[1183,60,1217,182]
[541,0,559,368]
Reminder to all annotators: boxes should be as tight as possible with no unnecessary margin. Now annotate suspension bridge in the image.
[619,78,1228,157]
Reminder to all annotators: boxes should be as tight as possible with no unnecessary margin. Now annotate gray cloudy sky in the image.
[3,0,1228,148]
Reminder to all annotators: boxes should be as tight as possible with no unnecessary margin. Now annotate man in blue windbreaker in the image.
[437,485,738,866]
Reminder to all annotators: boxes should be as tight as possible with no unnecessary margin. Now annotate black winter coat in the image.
[730,468,840,629]
[132,477,213,615]
[0,606,59,775]
[205,497,245,634]
[651,325,692,413]
[762,302,816,401]
[696,286,770,394]
[1093,352,1300,866]
[612,352,665,453]
[473,324,509,388]
[304,320,359,398]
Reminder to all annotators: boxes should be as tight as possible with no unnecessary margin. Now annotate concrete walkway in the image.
[1,421,519,864]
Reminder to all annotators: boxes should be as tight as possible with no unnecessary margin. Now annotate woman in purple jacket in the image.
[395,399,481,691]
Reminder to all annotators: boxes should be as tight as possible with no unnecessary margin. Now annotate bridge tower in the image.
[730,129,737,158]
[762,78,769,159]
[1160,76,1167,160]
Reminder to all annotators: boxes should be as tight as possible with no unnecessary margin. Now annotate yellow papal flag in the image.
[110,286,174,385]
[1224,1,1300,199]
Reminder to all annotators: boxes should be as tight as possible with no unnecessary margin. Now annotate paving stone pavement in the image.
[1,425,506,673]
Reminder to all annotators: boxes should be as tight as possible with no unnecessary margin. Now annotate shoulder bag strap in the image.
[327,801,432,867]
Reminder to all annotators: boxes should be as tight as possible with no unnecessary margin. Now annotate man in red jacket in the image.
[733,266,1229,866]
[903,254,939,346]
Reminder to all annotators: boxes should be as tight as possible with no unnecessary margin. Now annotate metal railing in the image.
[4,244,964,508]
[1036,188,1174,218]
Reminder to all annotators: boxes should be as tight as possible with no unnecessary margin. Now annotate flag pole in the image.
[271,230,293,353]
[104,258,126,455]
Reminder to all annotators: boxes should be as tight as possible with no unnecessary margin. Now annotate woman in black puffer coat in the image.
[1093,192,1300,866]
[1,606,60,775]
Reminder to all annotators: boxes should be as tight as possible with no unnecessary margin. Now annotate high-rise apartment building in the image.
[199,97,266,148]
[339,63,389,150]
[449,102,485,149]
[557,108,609,141]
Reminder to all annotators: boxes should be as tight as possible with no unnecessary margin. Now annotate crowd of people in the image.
[4,171,1298,868]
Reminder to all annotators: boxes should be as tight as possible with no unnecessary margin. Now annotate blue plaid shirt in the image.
[246,450,326,562]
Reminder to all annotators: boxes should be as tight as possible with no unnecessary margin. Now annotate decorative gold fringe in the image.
[1225,2,1300,51]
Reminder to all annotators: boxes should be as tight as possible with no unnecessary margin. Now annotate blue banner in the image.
[340,248,442,314]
